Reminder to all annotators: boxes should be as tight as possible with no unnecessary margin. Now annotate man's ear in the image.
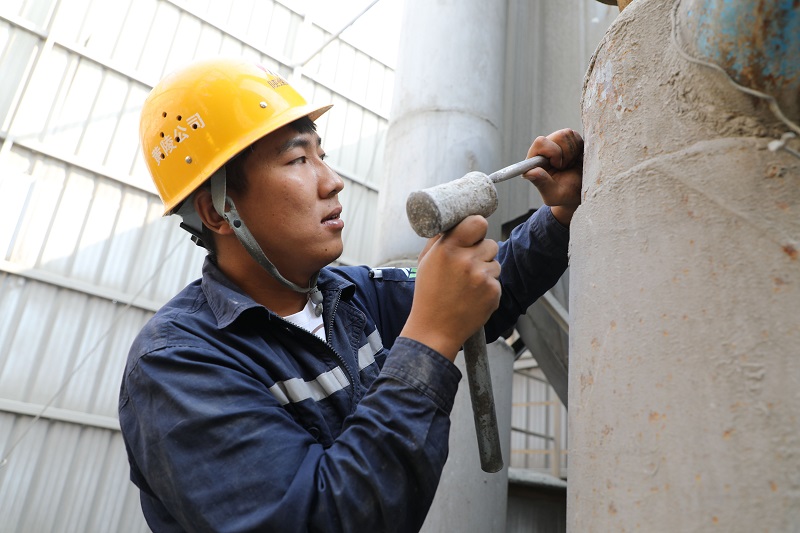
[193,188,234,236]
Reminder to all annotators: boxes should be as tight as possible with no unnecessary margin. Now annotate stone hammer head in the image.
[406,171,498,238]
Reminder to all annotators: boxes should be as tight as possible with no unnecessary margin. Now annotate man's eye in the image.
[320,153,327,161]
[291,156,307,165]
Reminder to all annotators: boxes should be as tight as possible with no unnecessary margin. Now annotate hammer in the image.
[405,155,548,473]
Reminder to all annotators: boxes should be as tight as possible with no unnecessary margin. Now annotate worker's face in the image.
[229,124,345,283]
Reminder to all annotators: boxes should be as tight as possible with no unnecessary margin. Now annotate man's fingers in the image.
[477,238,500,265]
[418,234,442,262]
[527,136,563,168]
[441,215,489,247]
[523,166,553,185]
[549,128,584,167]
[527,128,584,170]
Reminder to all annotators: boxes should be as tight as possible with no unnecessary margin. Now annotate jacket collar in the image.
[200,257,355,329]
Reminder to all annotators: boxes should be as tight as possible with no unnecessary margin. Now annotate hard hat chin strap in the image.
[209,169,324,316]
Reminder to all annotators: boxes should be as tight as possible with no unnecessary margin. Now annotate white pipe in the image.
[374,0,513,530]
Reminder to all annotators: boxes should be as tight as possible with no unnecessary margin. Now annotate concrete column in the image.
[374,0,513,531]
[571,0,800,531]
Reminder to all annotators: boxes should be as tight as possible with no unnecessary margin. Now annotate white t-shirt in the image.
[283,299,326,342]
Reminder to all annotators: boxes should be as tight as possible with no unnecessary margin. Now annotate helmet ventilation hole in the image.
[177,115,182,121]
[162,112,167,118]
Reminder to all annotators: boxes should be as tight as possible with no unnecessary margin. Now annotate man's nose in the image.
[319,162,344,198]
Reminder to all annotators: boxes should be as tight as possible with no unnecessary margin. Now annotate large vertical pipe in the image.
[373,0,513,531]
[375,0,507,264]
[571,0,800,531]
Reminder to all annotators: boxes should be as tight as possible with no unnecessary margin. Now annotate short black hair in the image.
[199,116,319,257]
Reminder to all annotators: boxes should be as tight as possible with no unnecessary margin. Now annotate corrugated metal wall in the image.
[0,0,396,530]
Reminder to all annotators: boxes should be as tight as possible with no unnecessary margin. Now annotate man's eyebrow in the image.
[277,134,323,154]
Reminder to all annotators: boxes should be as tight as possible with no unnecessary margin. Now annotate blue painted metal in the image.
[683,0,799,112]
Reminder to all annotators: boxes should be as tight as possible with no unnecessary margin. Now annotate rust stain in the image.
[770,480,778,492]
[723,429,734,439]
[783,244,798,260]
[608,502,618,515]
[765,165,785,178]
[649,411,662,422]
[773,277,789,292]
[712,516,719,525]
[707,1,797,95]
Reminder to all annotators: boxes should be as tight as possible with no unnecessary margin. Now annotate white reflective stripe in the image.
[358,329,384,370]
[268,383,290,405]
[268,367,351,406]
[267,330,384,406]
[314,367,350,399]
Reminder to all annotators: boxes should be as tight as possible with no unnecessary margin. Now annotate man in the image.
[119,57,582,532]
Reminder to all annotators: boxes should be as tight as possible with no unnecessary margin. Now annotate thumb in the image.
[524,167,555,193]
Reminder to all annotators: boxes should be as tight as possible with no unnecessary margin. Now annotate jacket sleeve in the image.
[120,336,461,533]
[485,205,570,342]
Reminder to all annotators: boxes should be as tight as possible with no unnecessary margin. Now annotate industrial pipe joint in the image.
[572,0,799,531]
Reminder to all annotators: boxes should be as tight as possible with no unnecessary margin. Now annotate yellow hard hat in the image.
[139,57,332,214]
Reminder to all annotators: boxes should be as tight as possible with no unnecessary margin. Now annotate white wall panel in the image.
[1,1,403,529]
[1,0,56,27]
[0,22,38,134]
[1,145,204,302]
[0,413,149,533]
[0,276,153,413]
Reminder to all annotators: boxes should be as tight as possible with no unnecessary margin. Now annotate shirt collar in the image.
[200,257,355,329]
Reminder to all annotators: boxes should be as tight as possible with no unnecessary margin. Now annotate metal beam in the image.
[0,398,120,431]
[515,301,569,408]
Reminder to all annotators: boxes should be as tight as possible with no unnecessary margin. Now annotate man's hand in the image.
[523,128,584,226]
[401,216,501,361]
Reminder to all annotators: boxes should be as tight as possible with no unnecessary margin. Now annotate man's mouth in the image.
[322,207,343,225]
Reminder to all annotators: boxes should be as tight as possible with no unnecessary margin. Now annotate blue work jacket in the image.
[118,206,569,533]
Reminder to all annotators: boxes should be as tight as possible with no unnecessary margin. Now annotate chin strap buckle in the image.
[308,286,324,317]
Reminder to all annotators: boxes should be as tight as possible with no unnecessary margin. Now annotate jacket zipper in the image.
[276,291,359,405]
[324,291,360,404]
